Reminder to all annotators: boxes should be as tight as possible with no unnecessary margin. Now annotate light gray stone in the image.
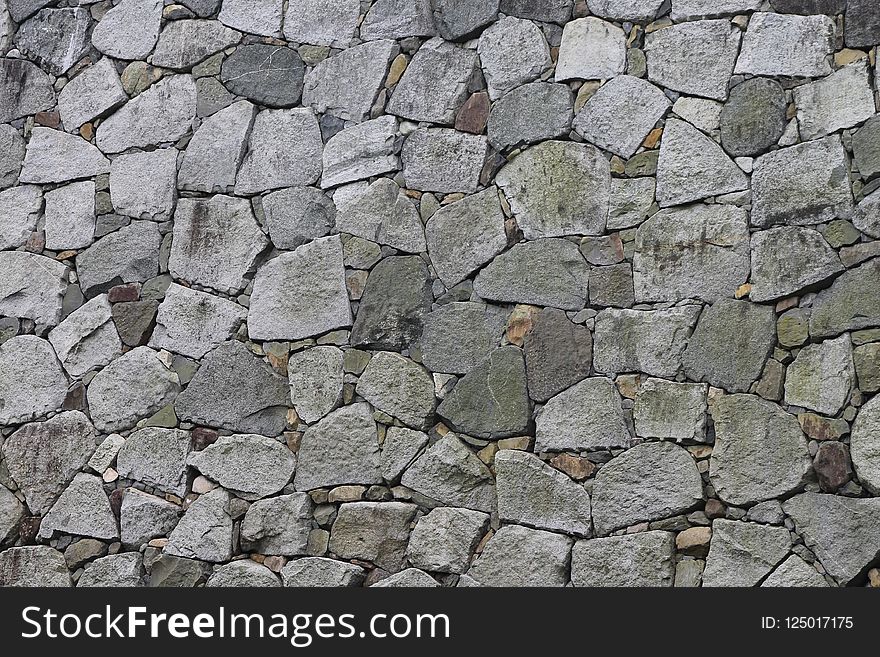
[402,127,487,194]
[794,61,876,141]
[674,96,724,135]
[372,568,438,587]
[120,488,181,547]
[320,116,399,188]
[207,560,280,587]
[607,177,656,230]
[262,187,335,249]
[91,0,162,61]
[709,394,811,505]
[734,12,835,78]
[0,484,23,545]
[329,501,417,572]
[281,557,365,587]
[0,57,54,124]
[59,58,127,130]
[283,0,360,47]
[633,378,708,443]
[116,427,190,496]
[287,346,343,424]
[0,185,41,249]
[478,16,550,101]
[571,531,675,587]
[381,426,429,482]
[592,441,703,535]
[356,352,435,430]
[702,519,791,587]
[361,0,436,40]
[179,100,255,193]
[406,506,488,574]
[188,434,295,500]
[487,82,573,151]
[749,227,843,302]
[467,525,572,587]
[49,294,122,378]
[762,555,829,588]
[810,259,880,338]
[39,473,118,540]
[43,181,96,250]
[334,178,424,252]
[555,17,626,82]
[588,0,664,21]
[851,393,880,495]
[854,188,880,237]
[109,148,177,221]
[76,221,161,296]
[0,336,68,427]
[0,125,25,190]
[784,335,854,416]
[0,546,71,587]
[165,488,233,563]
[19,127,110,184]
[240,492,313,556]
[151,19,241,70]
[418,302,507,375]
[218,0,282,37]
[671,0,763,20]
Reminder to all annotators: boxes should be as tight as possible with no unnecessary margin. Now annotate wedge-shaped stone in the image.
[43,181,96,250]
[784,335,854,416]
[372,568,438,587]
[110,149,178,220]
[402,128,487,194]
[571,530,675,587]
[702,519,791,587]
[283,0,360,47]
[361,0,436,40]
[356,352,435,430]
[281,557,364,587]
[735,12,834,78]
[467,525,572,587]
[593,443,701,535]
[76,221,160,296]
[218,0,282,37]
[524,307,592,403]
[40,473,118,540]
[329,501,417,572]
[335,178,423,252]
[851,394,880,495]
[794,60,876,141]
[710,394,811,505]
[633,378,707,443]
[20,127,110,183]
[0,125,25,191]
[188,434,296,500]
[91,0,162,61]
[120,489,181,547]
[0,57,54,123]
[406,507,488,574]
[287,346,343,424]
[432,0,498,40]
[49,294,122,378]
[262,186,335,249]
[761,555,828,588]
[151,19,240,70]
[381,426,429,482]
[556,17,625,82]
[0,336,68,428]
[0,546,71,587]
[58,57,127,130]
[0,185,40,249]
[810,259,880,338]
[320,115,399,189]
[478,16,550,101]
[0,251,67,326]
[179,100,255,193]
[240,493,312,556]
[750,227,843,302]
[15,8,92,76]
[166,488,233,563]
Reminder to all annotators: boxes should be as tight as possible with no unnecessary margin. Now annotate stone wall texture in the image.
[1,0,880,588]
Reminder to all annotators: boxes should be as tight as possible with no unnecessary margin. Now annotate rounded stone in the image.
[720,78,788,157]
[220,44,306,108]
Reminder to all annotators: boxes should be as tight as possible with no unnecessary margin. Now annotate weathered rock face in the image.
[418,302,507,375]
[356,351,435,429]
[784,335,855,416]
[524,307,592,402]
[571,531,676,587]
[749,227,843,302]
[188,434,296,500]
[702,520,791,587]
[407,506,488,573]
[810,259,880,339]
[329,501,417,572]
[165,488,233,563]
[467,524,572,587]
[240,493,312,556]
[116,427,191,497]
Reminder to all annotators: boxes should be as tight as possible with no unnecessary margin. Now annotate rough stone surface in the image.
[406,506,488,574]
[321,116,398,189]
[720,77,788,158]
[467,524,572,587]
[784,335,855,416]
[734,12,835,78]
[110,149,178,220]
[329,501,416,571]
[356,352,435,429]
[40,473,118,540]
[261,187,335,250]
[487,82,573,151]
[0,58,55,124]
[0,546,71,587]
[524,307,592,403]
[20,127,110,184]
[165,488,233,563]
[702,519,791,587]
[188,434,294,500]
[761,555,828,588]
[749,227,843,302]
[49,295,122,378]
[281,557,365,587]
[240,493,312,556]
[335,178,424,253]
[116,427,190,497]
[58,57,127,130]
[402,128,487,194]
[556,17,626,82]
[91,0,162,61]
[0,251,68,326]
[288,346,344,424]
[571,531,675,587]
[793,61,876,141]
[633,378,707,443]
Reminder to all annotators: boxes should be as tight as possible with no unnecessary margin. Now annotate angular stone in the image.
[380,426,429,481]
[283,0,360,46]
[110,148,178,220]
[188,434,295,500]
[794,61,875,141]
[0,186,39,249]
[488,82,573,151]
[151,19,240,70]
[240,492,312,555]
[500,0,571,22]
[571,530,675,587]
[720,77,788,158]
[166,488,233,563]
[556,17,625,82]
[592,441,703,535]
[20,127,110,184]
[329,501,416,571]
[735,12,835,78]
[431,0,498,41]
[436,346,529,440]
[593,306,701,378]
[235,107,322,194]
[356,352,435,430]
[206,560,279,587]
[761,554,828,588]
[148,554,209,587]
[589,264,634,308]
[112,298,157,347]
[49,295,122,378]
[361,0,436,40]
[40,473,117,540]
[633,378,707,443]
[634,204,749,303]
[750,227,843,303]
[852,392,880,494]
[178,101,254,193]
[814,440,852,492]
[0,484,24,544]
[2,411,95,514]
[335,179,422,252]
[671,0,763,20]
[402,128,487,194]
[406,506,488,574]
[59,58,127,130]
[855,342,880,393]
[294,403,382,490]
[351,255,432,351]
[810,259,880,338]
[854,189,880,239]
[120,488,181,547]
[478,16,550,101]
[15,8,92,76]
[535,377,631,452]
[281,557,365,587]
[0,336,68,428]
[467,525,571,587]
[169,196,267,294]
[320,116,398,188]
[0,58,54,123]
[0,546,71,587]
[710,394,811,505]
[671,96,723,135]
[1,252,67,330]
[262,187,335,249]
[287,346,343,424]
[784,335,854,416]
[91,0,162,61]
[218,0,282,37]
[846,0,880,48]
[0,125,25,191]
[76,221,161,297]
[419,302,507,376]
[43,181,96,250]
[302,40,395,123]
[768,0,846,14]
[656,118,748,207]
[682,299,776,392]
[371,568,438,587]
[702,519,791,586]
[524,307,592,403]
[219,45,303,109]
[401,434,496,512]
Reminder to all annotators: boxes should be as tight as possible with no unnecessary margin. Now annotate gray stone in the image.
[851,394,880,495]
[0,546,71,587]
[0,125,25,190]
[645,20,741,101]
[535,377,631,452]
[555,17,626,82]
[372,568,439,587]
[633,378,708,443]
[432,0,498,40]
[746,500,785,525]
[709,394,811,505]
[672,96,723,134]
[768,0,845,14]
[59,58,128,130]
[467,525,572,587]
[240,492,313,555]
[218,0,282,37]
[671,0,763,19]
[356,352,435,430]
[15,8,92,76]
[496,449,592,537]
[2,411,95,514]
[588,0,664,21]
[406,506,488,573]
[419,303,507,376]
[762,555,829,588]
[283,0,360,47]
[810,259,880,338]
[110,148,178,221]
[682,298,776,392]
[496,140,609,239]
[749,227,843,302]
[400,434,496,513]
[207,560,280,587]
[40,473,118,540]
[656,118,748,207]
[634,204,750,303]
[784,335,854,416]
[116,427,190,496]
[702,519,791,587]
[49,294,122,378]
[571,530,675,587]
[175,340,290,435]
[329,501,417,572]
[335,178,424,253]
[0,185,41,249]
[281,557,365,587]
[478,17,551,101]
[120,488,181,547]
[91,0,162,61]
[589,264,635,308]
[574,76,670,159]
[487,82,573,151]
[165,488,233,563]
[854,188,880,238]
[846,0,880,48]
[402,128,487,194]
[592,441,703,535]
[19,127,110,184]
[294,403,382,490]
[734,12,835,78]
[235,108,323,194]
[262,187,335,249]
[500,0,572,23]
[189,434,295,500]
[220,45,304,107]
[0,484,23,545]
[86,346,180,432]
[784,493,880,585]
[302,40,396,122]
[113,300,158,347]
[148,554,210,587]
[77,221,161,296]
[351,255,432,351]
[97,75,196,153]
[425,187,508,287]
[248,235,351,341]
[381,426,429,481]
[151,19,241,70]
[475,239,590,311]
[524,307,592,403]
[288,346,343,424]
[43,181,96,250]
[169,196,267,295]
[593,306,701,378]
[720,77,788,158]
[179,101,255,193]
[436,346,530,440]
[0,336,68,428]
[320,116,399,188]
[794,61,875,141]
[0,58,54,124]
[361,0,436,40]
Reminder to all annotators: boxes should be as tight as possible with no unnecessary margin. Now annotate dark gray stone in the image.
[524,307,592,403]
[720,78,788,158]
[846,0,880,48]
[487,82,573,151]
[0,58,55,124]
[432,0,499,41]
[15,8,93,76]
[220,45,305,108]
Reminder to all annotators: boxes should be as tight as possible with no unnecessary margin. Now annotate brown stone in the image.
[869,568,880,587]
[35,111,61,128]
[675,526,712,557]
[25,230,45,253]
[191,427,219,451]
[109,488,125,518]
[108,283,141,303]
[813,441,852,492]
[615,374,641,399]
[798,413,848,441]
[704,498,726,519]
[455,92,490,135]
[80,123,94,141]
[549,453,597,481]
[18,516,41,544]
[643,127,663,149]
[386,54,408,88]
[505,304,540,346]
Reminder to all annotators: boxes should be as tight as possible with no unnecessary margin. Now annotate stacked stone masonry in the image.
[3,0,880,588]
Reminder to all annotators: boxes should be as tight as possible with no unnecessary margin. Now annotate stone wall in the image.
[1,0,880,588]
